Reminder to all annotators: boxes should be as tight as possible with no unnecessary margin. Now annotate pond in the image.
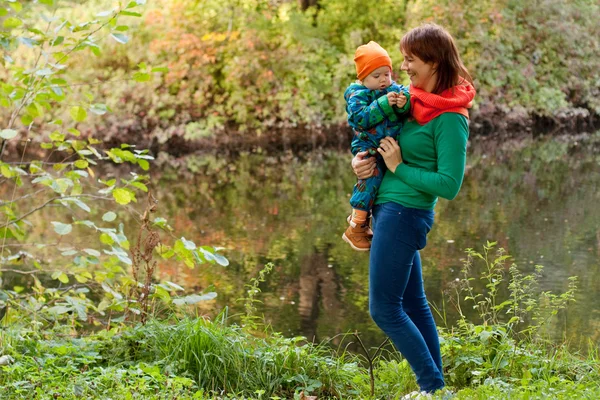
[1,134,599,352]
[151,134,600,349]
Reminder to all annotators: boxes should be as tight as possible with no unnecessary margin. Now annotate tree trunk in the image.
[299,0,319,11]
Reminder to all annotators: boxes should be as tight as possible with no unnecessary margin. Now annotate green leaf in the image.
[153,217,167,227]
[214,253,229,267]
[47,305,71,315]
[0,129,17,140]
[102,212,117,222]
[173,292,217,306]
[36,68,54,76]
[70,106,87,122]
[100,233,114,245]
[133,72,151,82]
[165,281,184,291]
[10,2,23,12]
[113,188,133,205]
[49,131,65,142]
[174,240,195,268]
[120,11,142,17]
[51,178,72,194]
[3,17,22,29]
[25,102,43,118]
[181,237,196,250]
[68,198,91,212]
[20,114,33,126]
[74,159,88,169]
[156,244,174,259]
[1,165,14,178]
[137,159,149,170]
[101,282,123,299]
[51,271,69,284]
[83,248,101,257]
[89,103,107,115]
[110,33,129,44]
[51,36,64,46]
[130,181,148,192]
[96,9,115,17]
[151,67,169,73]
[52,221,72,235]
[153,286,171,302]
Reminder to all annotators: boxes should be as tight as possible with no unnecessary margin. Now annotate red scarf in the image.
[409,81,476,125]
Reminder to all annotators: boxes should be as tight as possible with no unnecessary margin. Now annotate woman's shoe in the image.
[402,391,432,399]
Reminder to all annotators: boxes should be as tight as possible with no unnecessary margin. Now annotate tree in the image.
[298,0,319,11]
[0,0,225,329]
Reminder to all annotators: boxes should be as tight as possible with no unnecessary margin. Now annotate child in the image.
[342,41,410,251]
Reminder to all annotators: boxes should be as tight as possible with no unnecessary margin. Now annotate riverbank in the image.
[99,106,600,157]
[4,106,598,162]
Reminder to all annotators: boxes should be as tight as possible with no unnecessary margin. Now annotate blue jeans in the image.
[369,202,444,393]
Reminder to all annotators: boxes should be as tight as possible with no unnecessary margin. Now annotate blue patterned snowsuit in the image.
[345,82,410,212]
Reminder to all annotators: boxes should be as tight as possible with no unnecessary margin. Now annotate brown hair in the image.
[400,23,473,94]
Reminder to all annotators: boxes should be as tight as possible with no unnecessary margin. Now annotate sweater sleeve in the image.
[347,89,395,130]
[393,113,469,200]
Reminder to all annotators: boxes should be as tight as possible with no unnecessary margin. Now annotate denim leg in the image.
[403,251,444,377]
[369,203,444,392]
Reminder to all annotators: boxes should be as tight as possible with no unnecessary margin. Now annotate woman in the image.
[352,24,475,395]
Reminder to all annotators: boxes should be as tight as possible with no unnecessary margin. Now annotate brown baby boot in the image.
[342,209,371,251]
[347,214,373,238]
[342,223,371,251]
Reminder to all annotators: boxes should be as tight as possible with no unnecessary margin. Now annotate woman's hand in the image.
[377,137,403,173]
[352,151,376,179]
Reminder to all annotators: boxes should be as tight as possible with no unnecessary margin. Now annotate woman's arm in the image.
[386,114,469,200]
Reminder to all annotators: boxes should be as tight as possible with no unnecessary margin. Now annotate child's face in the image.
[361,66,392,90]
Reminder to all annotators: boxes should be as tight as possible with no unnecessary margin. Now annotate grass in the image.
[1,315,599,399]
[1,244,599,399]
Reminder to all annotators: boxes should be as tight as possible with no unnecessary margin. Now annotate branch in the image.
[0,189,48,207]
[0,194,111,229]
[0,269,39,275]
[353,332,390,398]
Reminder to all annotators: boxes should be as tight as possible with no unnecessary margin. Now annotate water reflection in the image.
[1,136,598,350]
[151,137,599,349]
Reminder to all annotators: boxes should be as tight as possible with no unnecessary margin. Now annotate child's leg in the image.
[349,153,386,217]
[345,153,386,251]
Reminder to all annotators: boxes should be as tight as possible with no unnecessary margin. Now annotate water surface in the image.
[152,135,600,349]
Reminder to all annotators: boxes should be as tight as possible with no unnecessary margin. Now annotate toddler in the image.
[342,41,410,251]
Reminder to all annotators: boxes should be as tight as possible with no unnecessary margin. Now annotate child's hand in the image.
[386,92,399,105]
[395,93,408,108]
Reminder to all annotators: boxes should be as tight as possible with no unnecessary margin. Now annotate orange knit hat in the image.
[354,41,392,80]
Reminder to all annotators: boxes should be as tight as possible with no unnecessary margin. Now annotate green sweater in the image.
[375,112,469,210]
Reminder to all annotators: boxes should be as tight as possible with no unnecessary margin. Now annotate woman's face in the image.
[400,49,437,92]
